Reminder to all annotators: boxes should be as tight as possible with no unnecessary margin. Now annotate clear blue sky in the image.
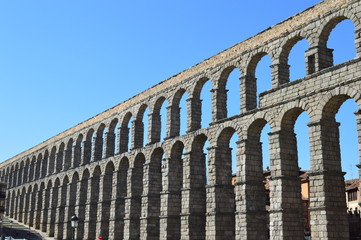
[0,0,358,178]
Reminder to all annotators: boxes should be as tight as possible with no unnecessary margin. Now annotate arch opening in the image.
[188,134,209,239]
[223,67,241,118]
[327,19,356,65]
[288,39,310,81]
[255,54,272,108]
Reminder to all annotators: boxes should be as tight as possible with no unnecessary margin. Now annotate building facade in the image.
[1,0,361,239]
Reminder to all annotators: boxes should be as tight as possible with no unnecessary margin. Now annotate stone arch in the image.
[191,76,214,130]
[192,77,212,99]
[64,138,73,171]
[278,107,313,235]
[48,177,60,237]
[217,65,241,90]
[278,33,312,65]
[185,133,209,239]
[245,110,277,133]
[34,153,43,180]
[318,89,361,172]
[5,175,10,214]
[54,175,62,185]
[280,107,309,130]
[29,183,38,227]
[0,168,3,182]
[321,93,361,121]
[150,96,169,143]
[247,118,269,141]
[119,156,130,170]
[160,140,185,239]
[207,126,241,239]
[56,142,65,173]
[104,160,115,173]
[306,89,361,238]
[19,186,26,223]
[56,175,69,240]
[169,88,189,137]
[93,123,106,162]
[65,171,79,238]
[76,168,90,239]
[275,34,311,85]
[7,188,12,216]
[119,112,133,153]
[170,140,185,182]
[106,118,119,157]
[49,146,57,175]
[16,188,21,219]
[134,151,146,167]
[142,147,164,238]
[192,133,208,150]
[0,168,4,182]
[4,167,9,190]
[215,65,242,120]
[12,188,18,221]
[10,189,15,218]
[83,128,94,165]
[100,161,115,239]
[214,121,242,140]
[311,10,359,70]
[237,117,271,239]
[82,168,90,179]
[13,188,20,221]
[71,170,80,185]
[88,165,101,238]
[244,50,274,110]
[9,165,14,188]
[217,126,239,146]
[171,88,187,111]
[134,104,149,148]
[13,162,19,188]
[6,187,11,217]
[18,160,24,186]
[5,166,9,180]
[29,156,36,182]
[41,150,49,178]
[62,172,70,183]
[317,10,360,49]
[92,164,102,176]
[73,134,83,168]
[126,152,145,239]
[113,156,129,239]
[246,48,274,76]
[42,179,52,232]
[23,185,31,225]
[311,86,361,120]
[34,181,45,229]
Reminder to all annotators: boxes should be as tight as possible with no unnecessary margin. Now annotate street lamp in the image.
[0,208,4,240]
[0,219,2,240]
[71,215,79,240]
[9,221,12,240]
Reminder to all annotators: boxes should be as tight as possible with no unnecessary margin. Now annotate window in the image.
[348,190,357,201]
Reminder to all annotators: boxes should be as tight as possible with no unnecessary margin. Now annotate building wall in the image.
[301,181,310,200]
[1,0,361,239]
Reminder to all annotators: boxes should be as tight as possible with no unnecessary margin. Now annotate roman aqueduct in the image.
[2,0,361,239]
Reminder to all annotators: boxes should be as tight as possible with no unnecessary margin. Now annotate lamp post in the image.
[0,219,2,240]
[71,215,79,240]
[9,221,12,240]
[0,208,3,240]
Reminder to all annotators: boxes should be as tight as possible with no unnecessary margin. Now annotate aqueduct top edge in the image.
[1,0,348,167]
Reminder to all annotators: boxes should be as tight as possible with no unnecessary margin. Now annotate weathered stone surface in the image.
[2,0,361,239]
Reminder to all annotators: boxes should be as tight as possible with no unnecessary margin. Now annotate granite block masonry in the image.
[2,0,361,239]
